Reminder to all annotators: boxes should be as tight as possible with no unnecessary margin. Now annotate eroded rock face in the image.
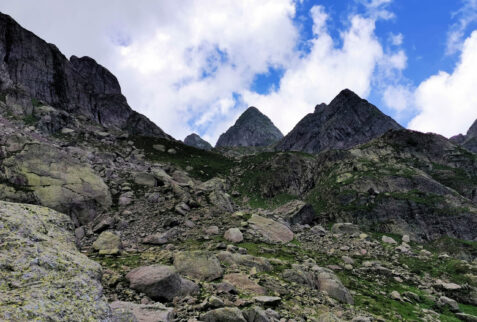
[0,12,169,138]
[184,133,213,151]
[0,142,111,225]
[276,89,402,153]
[0,200,111,321]
[216,107,283,147]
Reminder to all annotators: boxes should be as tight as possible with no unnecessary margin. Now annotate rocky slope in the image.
[184,133,213,151]
[0,11,477,322]
[275,89,403,153]
[0,12,170,138]
[216,107,283,147]
[451,119,477,153]
[233,129,477,241]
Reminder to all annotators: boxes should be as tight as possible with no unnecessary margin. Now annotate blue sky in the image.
[2,0,477,143]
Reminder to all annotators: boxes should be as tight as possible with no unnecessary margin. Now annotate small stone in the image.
[93,231,121,255]
[153,144,166,152]
[437,296,459,312]
[167,148,177,154]
[390,291,402,301]
[208,296,224,308]
[382,236,397,244]
[253,296,281,306]
[205,226,220,235]
[224,228,243,243]
[402,235,410,243]
[342,256,354,265]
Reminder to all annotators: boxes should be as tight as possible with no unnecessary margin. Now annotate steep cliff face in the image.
[216,106,283,147]
[0,12,169,138]
[276,89,403,153]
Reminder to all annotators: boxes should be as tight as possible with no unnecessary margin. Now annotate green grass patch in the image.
[132,136,236,181]
[22,114,39,126]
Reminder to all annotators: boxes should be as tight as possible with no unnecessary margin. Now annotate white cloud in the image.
[357,0,395,20]
[446,0,477,55]
[389,33,403,46]
[242,6,406,135]
[409,30,477,137]
[383,85,413,114]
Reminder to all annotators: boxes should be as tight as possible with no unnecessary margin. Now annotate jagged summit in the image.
[450,118,477,153]
[215,106,283,147]
[184,133,212,151]
[0,12,170,138]
[275,89,403,153]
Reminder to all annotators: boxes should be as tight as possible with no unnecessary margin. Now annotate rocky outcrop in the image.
[451,119,477,153]
[0,12,169,138]
[184,133,213,150]
[0,200,111,320]
[276,89,402,153]
[216,106,283,147]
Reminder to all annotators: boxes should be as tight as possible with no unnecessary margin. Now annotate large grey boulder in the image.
[216,106,283,147]
[276,89,402,153]
[0,141,111,225]
[111,301,174,322]
[273,200,316,225]
[126,265,199,302]
[217,251,273,272]
[282,264,353,304]
[0,12,170,138]
[248,214,294,243]
[173,251,223,281]
[0,200,111,320]
[184,133,213,151]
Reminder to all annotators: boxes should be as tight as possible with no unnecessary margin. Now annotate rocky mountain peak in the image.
[215,106,283,147]
[275,89,403,153]
[451,118,477,153]
[467,119,477,137]
[184,133,212,151]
